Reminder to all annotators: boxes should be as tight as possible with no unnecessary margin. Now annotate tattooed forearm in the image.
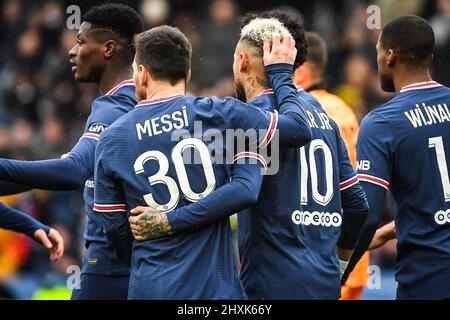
[135,210,173,240]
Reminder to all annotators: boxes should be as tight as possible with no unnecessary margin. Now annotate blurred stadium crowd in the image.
[0,0,449,299]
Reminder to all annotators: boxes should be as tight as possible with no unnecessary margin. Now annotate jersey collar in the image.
[136,94,184,107]
[254,87,304,98]
[256,89,274,97]
[400,81,442,93]
[105,79,135,96]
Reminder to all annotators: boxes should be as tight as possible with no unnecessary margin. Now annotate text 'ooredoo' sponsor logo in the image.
[435,209,450,225]
[291,210,342,227]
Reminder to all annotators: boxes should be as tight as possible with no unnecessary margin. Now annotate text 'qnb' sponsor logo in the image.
[434,209,450,225]
[291,210,342,227]
[88,124,107,133]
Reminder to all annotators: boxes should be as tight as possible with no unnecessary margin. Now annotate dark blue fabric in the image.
[0,202,49,237]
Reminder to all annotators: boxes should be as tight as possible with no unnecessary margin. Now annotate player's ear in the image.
[138,64,149,87]
[186,68,192,83]
[104,40,117,59]
[386,49,396,67]
[239,52,249,73]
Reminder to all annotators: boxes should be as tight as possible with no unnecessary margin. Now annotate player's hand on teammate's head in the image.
[263,32,297,67]
[34,228,64,262]
[129,206,173,241]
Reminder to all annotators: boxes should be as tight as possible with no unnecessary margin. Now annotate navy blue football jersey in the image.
[81,80,136,276]
[239,89,366,299]
[94,94,284,299]
[357,81,450,299]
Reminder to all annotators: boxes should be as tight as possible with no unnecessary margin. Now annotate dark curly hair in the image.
[240,10,308,70]
[380,15,434,66]
[83,3,144,47]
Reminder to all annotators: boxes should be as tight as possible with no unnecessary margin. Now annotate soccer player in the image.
[0,4,144,299]
[343,15,450,299]
[236,11,368,300]
[294,31,370,300]
[128,14,369,300]
[93,24,312,299]
[0,203,64,262]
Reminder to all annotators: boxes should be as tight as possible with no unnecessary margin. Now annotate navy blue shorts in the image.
[71,273,129,300]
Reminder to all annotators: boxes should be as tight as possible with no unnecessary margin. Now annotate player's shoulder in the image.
[194,95,236,106]
[90,92,136,124]
[92,94,135,113]
[362,94,402,124]
[192,95,258,115]
[359,101,400,145]
[251,90,277,112]
[105,106,137,132]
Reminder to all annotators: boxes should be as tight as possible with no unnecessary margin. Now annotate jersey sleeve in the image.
[0,181,31,196]
[166,162,264,234]
[342,113,394,283]
[337,126,367,213]
[0,202,50,237]
[0,147,93,191]
[356,113,394,190]
[335,127,369,250]
[341,182,387,284]
[0,98,120,191]
[93,133,132,265]
[78,95,128,148]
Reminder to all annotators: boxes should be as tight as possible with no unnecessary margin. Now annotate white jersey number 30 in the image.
[134,138,216,212]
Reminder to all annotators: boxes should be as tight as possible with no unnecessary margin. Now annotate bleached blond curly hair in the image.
[240,17,292,52]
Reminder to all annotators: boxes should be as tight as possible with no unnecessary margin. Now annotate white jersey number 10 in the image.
[300,139,334,206]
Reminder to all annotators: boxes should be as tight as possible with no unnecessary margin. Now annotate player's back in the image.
[295,90,352,298]
[238,89,347,299]
[103,94,268,299]
[358,83,450,298]
[82,82,136,276]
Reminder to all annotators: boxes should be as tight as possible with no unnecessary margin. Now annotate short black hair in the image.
[305,32,327,74]
[240,10,308,69]
[83,3,144,47]
[380,15,435,66]
[135,26,192,85]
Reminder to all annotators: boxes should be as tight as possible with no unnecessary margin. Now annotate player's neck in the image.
[394,68,432,93]
[144,81,186,101]
[244,73,270,102]
[98,67,133,95]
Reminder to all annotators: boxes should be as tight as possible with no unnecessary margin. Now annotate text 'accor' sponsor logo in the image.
[435,209,450,225]
[292,210,342,227]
